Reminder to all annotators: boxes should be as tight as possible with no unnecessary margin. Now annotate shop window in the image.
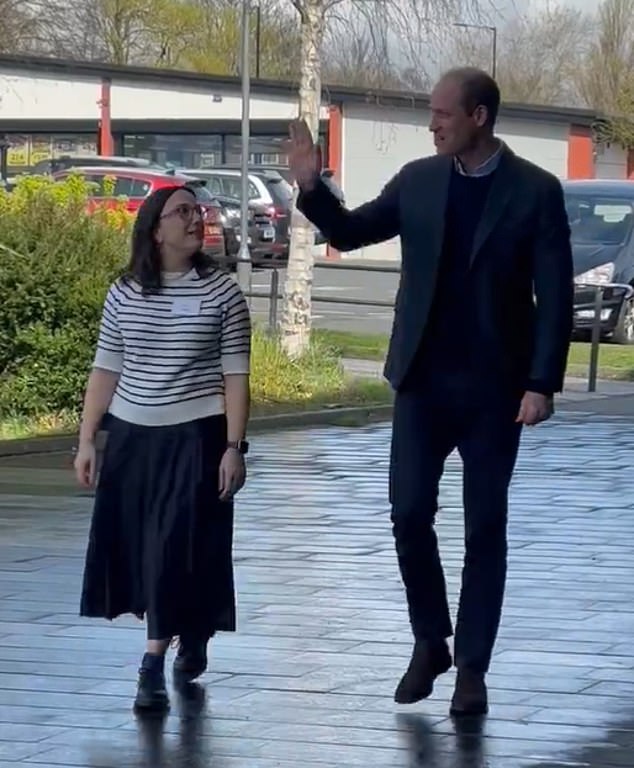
[122,134,222,169]
[6,134,97,176]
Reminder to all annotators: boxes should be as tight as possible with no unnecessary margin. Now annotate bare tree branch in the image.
[577,0,634,146]
[442,3,591,106]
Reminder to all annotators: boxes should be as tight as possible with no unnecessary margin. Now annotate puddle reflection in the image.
[136,681,207,768]
[397,712,487,767]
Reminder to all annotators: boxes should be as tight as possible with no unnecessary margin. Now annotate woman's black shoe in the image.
[134,666,170,712]
[173,638,208,682]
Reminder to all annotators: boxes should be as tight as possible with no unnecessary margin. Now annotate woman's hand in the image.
[218,448,246,501]
[74,440,97,488]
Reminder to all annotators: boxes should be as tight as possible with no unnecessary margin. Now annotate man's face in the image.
[429,77,485,156]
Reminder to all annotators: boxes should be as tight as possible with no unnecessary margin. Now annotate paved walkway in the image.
[1,413,634,766]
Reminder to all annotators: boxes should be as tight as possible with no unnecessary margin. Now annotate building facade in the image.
[0,54,629,260]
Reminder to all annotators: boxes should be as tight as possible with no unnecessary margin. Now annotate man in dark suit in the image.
[287,67,573,716]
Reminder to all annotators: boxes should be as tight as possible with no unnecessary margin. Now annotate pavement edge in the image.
[0,403,395,458]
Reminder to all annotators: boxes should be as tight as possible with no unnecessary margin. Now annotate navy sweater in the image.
[411,166,495,388]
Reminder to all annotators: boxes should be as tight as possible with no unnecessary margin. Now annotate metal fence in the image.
[237,258,609,395]
[241,259,398,333]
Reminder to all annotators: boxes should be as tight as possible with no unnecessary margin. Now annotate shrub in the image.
[0,322,92,417]
[0,174,130,414]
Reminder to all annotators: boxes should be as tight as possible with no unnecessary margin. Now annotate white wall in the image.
[495,117,568,177]
[111,81,329,121]
[341,102,434,261]
[594,143,627,179]
[0,70,329,123]
[341,104,571,261]
[0,71,101,120]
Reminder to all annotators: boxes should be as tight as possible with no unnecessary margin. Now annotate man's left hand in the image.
[516,391,554,426]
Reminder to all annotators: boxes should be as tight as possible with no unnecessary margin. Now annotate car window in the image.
[78,174,103,196]
[81,174,136,197]
[565,193,634,245]
[210,175,259,200]
[112,177,134,197]
[222,177,243,198]
[205,176,223,195]
[80,174,114,197]
[191,184,220,207]
[130,179,152,197]
[266,178,294,208]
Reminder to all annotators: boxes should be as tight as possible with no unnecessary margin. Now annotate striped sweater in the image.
[93,268,251,426]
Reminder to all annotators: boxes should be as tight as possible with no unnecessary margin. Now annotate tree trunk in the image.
[280,0,324,358]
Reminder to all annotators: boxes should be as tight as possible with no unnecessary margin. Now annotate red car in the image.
[53,166,226,260]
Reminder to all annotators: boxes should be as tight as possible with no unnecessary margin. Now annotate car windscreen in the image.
[565,192,634,246]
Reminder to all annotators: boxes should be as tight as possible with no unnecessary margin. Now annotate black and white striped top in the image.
[93,268,251,426]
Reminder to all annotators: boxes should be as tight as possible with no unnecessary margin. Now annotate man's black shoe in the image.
[394,640,452,704]
[450,668,488,716]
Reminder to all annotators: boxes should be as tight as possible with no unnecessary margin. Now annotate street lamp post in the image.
[237,0,252,292]
[453,22,497,79]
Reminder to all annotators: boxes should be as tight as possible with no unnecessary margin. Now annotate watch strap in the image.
[227,439,249,455]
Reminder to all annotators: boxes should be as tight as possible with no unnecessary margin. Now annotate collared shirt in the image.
[454,140,503,177]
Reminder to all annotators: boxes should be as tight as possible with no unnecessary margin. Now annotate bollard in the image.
[268,268,280,334]
[588,285,603,393]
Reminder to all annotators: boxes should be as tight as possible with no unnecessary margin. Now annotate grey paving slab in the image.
[0,413,633,766]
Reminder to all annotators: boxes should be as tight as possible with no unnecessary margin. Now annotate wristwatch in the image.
[227,439,249,455]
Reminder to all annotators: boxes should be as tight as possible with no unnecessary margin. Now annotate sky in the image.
[507,0,601,16]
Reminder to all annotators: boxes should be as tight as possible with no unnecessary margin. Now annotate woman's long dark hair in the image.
[123,184,214,294]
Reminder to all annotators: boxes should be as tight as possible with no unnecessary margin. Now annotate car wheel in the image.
[612,298,634,344]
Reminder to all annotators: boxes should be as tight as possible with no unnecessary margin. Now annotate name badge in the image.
[171,298,201,316]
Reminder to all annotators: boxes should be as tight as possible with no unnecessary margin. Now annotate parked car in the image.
[34,154,173,176]
[210,165,343,248]
[565,179,634,344]
[53,166,225,261]
[217,163,294,184]
[213,193,276,266]
[181,167,292,261]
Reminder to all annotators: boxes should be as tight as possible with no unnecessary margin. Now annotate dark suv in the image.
[565,179,634,344]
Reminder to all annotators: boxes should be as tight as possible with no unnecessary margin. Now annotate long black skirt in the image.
[80,414,236,639]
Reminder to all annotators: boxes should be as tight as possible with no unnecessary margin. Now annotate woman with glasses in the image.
[74,184,251,712]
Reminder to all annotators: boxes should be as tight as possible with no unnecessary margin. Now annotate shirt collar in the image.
[454,140,504,177]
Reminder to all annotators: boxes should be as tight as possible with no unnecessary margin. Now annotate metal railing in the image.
[240,259,399,332]
[588,285,603,394]
[231,257,618,395]
[583,282,634,393]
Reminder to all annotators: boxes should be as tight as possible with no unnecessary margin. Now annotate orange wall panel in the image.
[567,125,593,179]
[326,104,342,260]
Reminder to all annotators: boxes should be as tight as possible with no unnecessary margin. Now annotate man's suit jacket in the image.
[297,146,574,395]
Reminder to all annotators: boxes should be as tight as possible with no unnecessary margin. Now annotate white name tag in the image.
[171,298,201,316]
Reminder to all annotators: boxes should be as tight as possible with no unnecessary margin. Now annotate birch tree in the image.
[279,0,495,358]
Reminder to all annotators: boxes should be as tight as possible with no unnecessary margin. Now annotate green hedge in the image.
[0,175,130,417]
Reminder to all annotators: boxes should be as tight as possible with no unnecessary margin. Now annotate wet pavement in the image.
[0,412,634,766]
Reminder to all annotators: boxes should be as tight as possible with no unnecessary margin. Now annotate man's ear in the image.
[473,104,489,128]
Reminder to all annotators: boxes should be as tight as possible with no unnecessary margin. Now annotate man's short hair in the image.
[441,67,500,128]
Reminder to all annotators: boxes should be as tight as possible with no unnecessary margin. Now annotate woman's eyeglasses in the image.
[160,203,205,222]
